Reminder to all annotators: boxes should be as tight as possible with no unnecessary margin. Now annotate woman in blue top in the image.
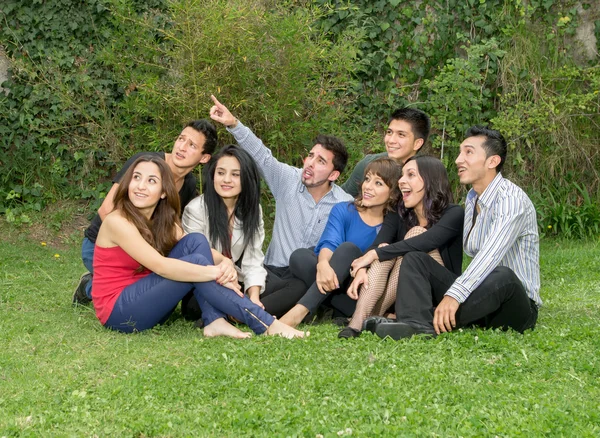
[279,157,402,328]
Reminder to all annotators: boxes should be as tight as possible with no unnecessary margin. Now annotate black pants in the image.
[260,265,308,318]
[396,251,538,333]
[293,242,363,316]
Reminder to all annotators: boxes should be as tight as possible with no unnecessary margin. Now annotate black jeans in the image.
[260,265,308,318]
[396,251,538,333]
[293,242,363,316]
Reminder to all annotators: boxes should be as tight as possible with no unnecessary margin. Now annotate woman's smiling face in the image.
[399,160,425,211]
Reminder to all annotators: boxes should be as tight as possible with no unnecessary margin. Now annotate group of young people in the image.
[72,95,541,340]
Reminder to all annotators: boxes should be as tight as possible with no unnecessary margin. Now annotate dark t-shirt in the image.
[84,151,198,243]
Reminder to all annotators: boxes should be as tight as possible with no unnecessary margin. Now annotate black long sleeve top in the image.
[371,204,465,275]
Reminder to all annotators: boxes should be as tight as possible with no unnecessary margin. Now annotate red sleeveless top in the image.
[92,245,151,324]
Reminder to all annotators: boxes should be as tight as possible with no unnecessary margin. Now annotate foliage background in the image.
[1,0,599,237]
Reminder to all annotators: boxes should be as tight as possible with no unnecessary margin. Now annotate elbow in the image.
[98,205,111,220]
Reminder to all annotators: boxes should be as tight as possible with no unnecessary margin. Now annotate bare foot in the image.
[203,318,252,339]
[266,319,307,339]
[279,304,309,329]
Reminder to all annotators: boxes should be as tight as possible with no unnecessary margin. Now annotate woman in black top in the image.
[339,156,464,338]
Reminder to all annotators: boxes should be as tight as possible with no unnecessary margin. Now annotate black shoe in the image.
[375,321,435,340]
[332,317,350,327]
[72,272,92,305]
[338,327,361,339]
[363,316,394,334]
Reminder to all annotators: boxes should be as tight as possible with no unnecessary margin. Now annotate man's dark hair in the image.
[465,125,507,173]
[388,108,431,143]
[313,134,349,173]
[185,119,218,155]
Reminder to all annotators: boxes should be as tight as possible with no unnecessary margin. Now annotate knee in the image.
[491,266,521,286]
[405,226,427,239]
[336,242,362,258]
[289,248,315,273]
[181,232,209,247]
[182,253,211,266]
[402,251,429,268]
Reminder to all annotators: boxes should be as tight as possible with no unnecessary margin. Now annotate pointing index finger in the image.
[210,94,222,107]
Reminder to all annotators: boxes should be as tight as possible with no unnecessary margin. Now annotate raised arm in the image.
[209,95,299,198]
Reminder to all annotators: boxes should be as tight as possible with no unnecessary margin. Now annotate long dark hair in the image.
[113,155,181,256]
[398,156,453,229]
[354,157,402,213]
[202,145,261,257]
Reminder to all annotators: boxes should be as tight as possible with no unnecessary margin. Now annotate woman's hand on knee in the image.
[347,269,367,300]
[316,261,339,294]
[350,250,378,276]
[216,258,238,285]
[223,281,243,297]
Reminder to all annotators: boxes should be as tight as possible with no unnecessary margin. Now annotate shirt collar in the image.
[477,172,503,208]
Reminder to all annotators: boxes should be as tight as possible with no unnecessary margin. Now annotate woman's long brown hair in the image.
[112,155,182,256]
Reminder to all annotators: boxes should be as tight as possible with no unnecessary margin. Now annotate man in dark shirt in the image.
[341,108,430,197]
[72,120,218,304]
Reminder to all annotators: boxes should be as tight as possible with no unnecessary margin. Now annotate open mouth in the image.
[363,192,374,200]
[176,152,185,160]
[400,187,412,199]
[302,169,313,179]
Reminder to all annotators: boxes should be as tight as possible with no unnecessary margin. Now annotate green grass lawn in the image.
[1,230,599,436]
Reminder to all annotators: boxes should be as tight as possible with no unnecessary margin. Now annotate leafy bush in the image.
[104,0,361,164]
[533,180,600,239]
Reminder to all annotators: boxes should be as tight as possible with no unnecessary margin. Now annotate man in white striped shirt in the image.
[374,126,541,339]
[209,96,354,315]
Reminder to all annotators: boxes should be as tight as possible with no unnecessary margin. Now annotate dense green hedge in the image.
[1,0,599,237]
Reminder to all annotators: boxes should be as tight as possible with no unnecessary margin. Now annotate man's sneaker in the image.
[72,272,92,305]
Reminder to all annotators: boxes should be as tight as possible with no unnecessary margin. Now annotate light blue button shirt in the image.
[227,122,353,267]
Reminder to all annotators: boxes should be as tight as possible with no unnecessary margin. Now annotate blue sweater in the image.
[314,202,383,255]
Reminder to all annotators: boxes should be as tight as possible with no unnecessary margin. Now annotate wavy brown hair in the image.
[354,157,402,213]
[113,155,181,256]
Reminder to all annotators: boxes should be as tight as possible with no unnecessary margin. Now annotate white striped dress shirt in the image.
[227,122,353,267]
[445,173,542,306]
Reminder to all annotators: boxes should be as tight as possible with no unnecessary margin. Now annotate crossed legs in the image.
[347,226,444,331]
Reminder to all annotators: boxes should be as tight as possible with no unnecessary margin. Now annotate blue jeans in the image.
[104,233,275,334]
[81,237,95,299]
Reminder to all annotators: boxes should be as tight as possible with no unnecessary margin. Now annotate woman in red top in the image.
[92,155,304,338]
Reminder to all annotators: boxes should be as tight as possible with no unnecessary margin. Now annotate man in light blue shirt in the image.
[209,96,353,315]
[373,126,540,339]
